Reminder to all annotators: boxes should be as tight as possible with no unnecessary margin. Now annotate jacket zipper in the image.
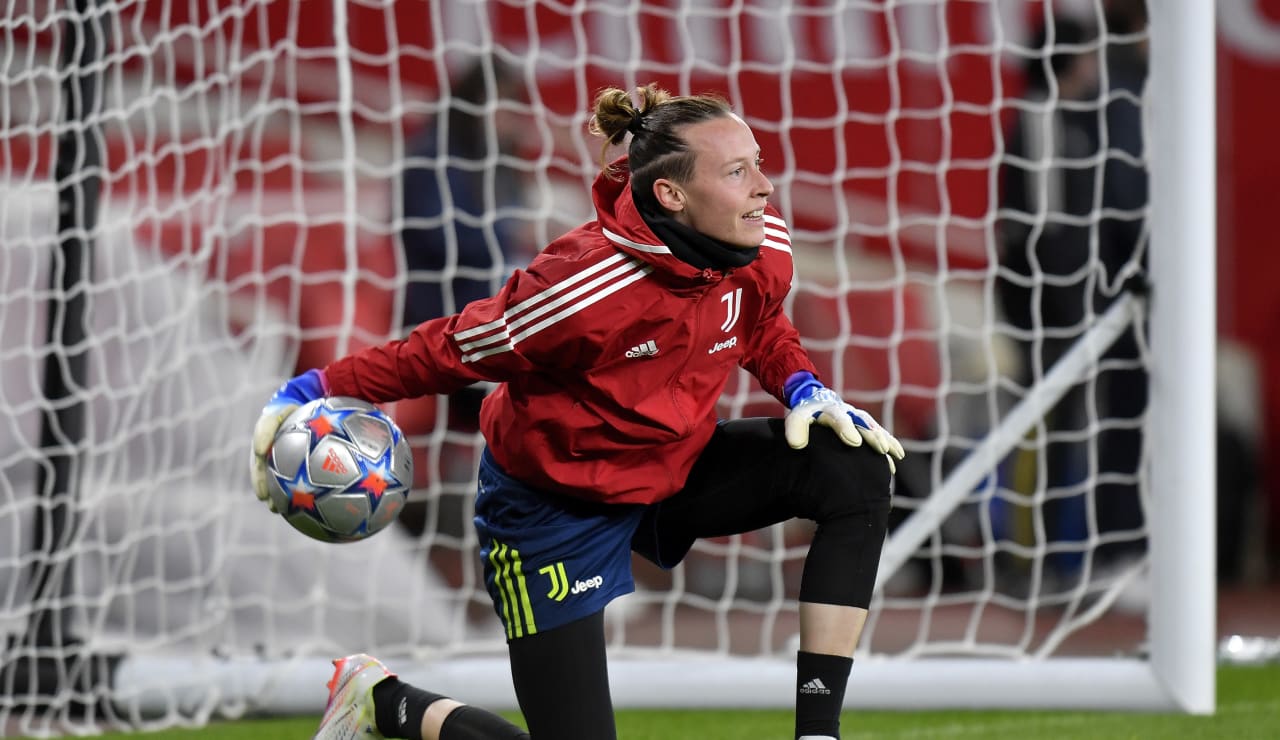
[669,275,721,437]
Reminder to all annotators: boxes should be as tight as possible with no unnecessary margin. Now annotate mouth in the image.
[742,208,765,222]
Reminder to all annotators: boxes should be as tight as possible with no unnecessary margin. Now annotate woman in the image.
[252,83,904,740]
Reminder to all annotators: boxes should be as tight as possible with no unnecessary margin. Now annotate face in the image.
[655,114,774,249]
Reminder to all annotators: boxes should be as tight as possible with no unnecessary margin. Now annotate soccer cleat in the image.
[313,653,395,739]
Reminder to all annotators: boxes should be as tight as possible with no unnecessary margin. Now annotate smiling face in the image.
[653,114,774,249]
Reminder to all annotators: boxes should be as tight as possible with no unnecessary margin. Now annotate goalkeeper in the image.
[252,82,904,740]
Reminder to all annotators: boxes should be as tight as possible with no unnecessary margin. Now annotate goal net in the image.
[0,0,1214,734]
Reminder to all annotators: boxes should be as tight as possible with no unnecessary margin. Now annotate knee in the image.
[800,427,893,521]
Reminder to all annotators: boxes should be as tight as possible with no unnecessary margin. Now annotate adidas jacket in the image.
[324,164,816,504]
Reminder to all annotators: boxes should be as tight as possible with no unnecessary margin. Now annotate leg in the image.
[313,654,529,740]
[795,602,868,740]
[389,689,529,740]
[471,450,640,738]
[634,418,892,739]
[633,419,890,565]
[508,611,616,740]
[799,602,866,657]
[789,432,890,740]
[366,608,614,740]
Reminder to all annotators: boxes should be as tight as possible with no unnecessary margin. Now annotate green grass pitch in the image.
[76,663,1280,739]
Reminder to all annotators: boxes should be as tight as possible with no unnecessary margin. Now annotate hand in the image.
[782,371,905,473]
[250,369,328,511]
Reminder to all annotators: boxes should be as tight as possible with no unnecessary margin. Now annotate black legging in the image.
[508,611,615,739]
[507,419,893,739]
[636,418,892,608]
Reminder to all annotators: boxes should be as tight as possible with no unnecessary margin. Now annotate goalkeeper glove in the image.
[250,368,328,512]
[782,371,905,473]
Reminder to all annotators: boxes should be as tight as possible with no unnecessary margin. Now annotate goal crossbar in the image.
[110,653,1178,715]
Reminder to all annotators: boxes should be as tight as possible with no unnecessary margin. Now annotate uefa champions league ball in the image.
[265,396,412,543]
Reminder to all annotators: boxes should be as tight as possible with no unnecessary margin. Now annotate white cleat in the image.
[313,653,396,739]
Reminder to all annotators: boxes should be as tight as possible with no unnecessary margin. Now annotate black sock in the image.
[794,651,853,739]
[372,678,446,740]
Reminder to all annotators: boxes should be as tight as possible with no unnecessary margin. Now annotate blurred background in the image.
[0,0,1275,732]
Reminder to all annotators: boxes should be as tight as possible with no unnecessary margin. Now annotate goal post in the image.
[0,0,1216,732]
[1144,0,1216,715]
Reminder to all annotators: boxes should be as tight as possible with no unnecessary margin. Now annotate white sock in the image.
[798,736,838,740]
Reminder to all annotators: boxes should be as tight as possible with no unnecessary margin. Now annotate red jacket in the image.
[325,166,816,504]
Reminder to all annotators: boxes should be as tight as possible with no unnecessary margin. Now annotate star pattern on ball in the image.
[306,407,354,441]
[276,464,323,516]
[350,447,403,503]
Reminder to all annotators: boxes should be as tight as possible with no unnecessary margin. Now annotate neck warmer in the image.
[634,190,760,271]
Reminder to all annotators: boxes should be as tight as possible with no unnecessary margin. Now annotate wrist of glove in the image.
[782,371,905,473]
[250,369,329,512]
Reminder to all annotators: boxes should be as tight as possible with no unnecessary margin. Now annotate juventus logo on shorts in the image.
[539,562,570,602]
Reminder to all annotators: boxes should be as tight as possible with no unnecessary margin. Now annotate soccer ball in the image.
[265,396,412,543]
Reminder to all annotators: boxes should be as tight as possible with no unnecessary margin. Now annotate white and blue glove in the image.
[250,368,328,511]
[782,371,905,473]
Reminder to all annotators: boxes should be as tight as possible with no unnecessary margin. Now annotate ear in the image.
[652,178,685,213]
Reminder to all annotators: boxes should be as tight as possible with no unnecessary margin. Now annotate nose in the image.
[755,168,774,197]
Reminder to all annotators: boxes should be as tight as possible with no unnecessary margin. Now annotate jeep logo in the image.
[570,575,604,595]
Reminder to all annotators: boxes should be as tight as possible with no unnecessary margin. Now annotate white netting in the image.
[1,0,1201,733]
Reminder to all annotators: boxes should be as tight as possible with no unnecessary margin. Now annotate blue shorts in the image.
[475,449,646,640]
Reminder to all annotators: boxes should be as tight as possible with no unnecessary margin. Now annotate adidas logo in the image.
[799,678,831,695]
[322,447,348,474]
[625,339,659,358]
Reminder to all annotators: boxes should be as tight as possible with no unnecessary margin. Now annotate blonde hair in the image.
[587,83,733,200]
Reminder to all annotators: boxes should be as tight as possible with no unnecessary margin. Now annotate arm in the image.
[739,298,816,402]
[324,265,561,402]
[737,216,816,401]
[745,315,905,471]
[250,261,570,508]
[740,252,904,469]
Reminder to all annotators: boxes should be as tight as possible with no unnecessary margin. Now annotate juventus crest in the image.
[720,288,742,333]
